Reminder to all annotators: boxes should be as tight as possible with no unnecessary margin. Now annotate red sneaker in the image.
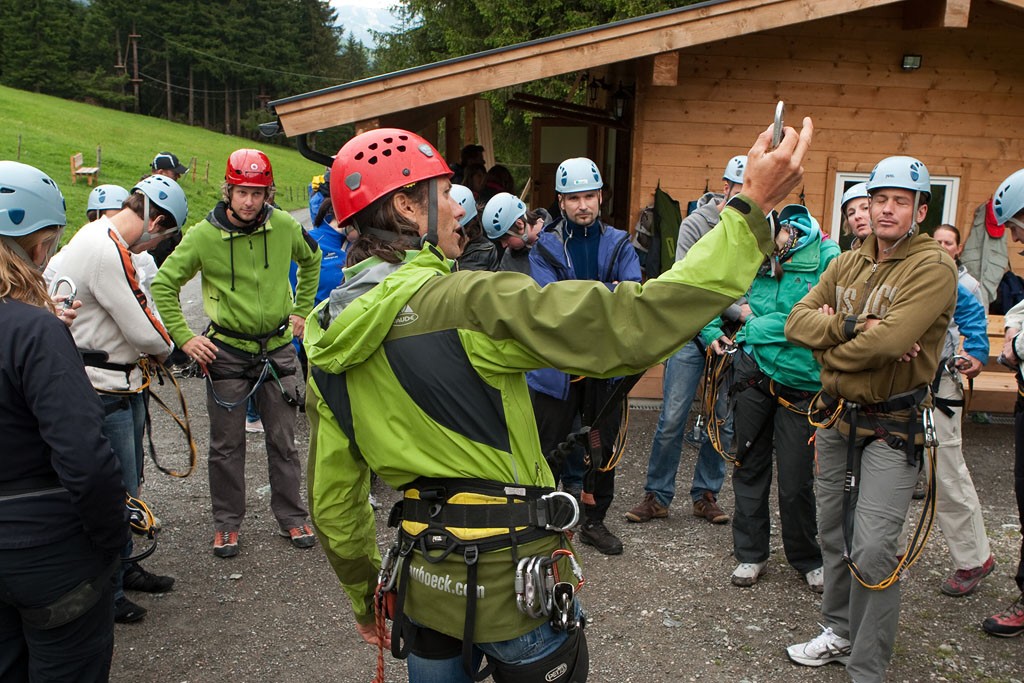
[213,530,239,558]
[282,524,316,549]
[941,555,995,597]
[982,594,1024,637]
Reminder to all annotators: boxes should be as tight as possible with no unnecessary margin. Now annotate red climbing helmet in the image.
[331,128,452,227]
[225,149,274,187]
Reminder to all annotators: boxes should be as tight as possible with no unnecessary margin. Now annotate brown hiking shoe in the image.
[625,493,669,523]
[693,492,729,524]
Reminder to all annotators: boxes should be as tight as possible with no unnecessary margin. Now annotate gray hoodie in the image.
[676,192,724,262]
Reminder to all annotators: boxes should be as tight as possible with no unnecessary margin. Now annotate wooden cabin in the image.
[270,0,1024,411]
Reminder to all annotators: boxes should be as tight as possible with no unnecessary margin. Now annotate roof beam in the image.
[272,0,907,136]
[903,0,971,29]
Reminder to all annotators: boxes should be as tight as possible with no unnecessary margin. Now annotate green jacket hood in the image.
[304,248,450,373]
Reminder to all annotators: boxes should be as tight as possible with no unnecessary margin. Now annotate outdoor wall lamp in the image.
[612,82,636,119]
[901,54,922,71]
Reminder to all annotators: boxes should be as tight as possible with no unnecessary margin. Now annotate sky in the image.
[328,0,402,44]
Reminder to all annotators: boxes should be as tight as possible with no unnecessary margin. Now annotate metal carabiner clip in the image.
[48,276,77,312]
[378,545,400,592]
[540,490,580,532]
[922,407,938,449]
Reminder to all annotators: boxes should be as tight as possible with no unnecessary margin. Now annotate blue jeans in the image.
[643,341,732,507]
[99,392,145,600]
[99,392,145,496]
[407,619,575,683]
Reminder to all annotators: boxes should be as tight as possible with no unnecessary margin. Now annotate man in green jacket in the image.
[152,149,321,559]
[304,120,812,682]
[785,156,957,682]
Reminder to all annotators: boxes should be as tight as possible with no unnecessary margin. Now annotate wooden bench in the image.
[70,149,100,186]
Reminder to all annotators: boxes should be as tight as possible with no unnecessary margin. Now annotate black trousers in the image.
[0,533,115,683]
[730,354,822,574]
[531,380,622,523]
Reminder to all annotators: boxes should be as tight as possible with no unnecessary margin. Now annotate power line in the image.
[157,34,347,83]
[138,70,254,96]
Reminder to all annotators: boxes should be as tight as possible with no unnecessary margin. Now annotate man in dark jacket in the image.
[527,157,642,555]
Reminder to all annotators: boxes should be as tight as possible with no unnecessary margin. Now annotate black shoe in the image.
[114,596,147,624]
[123,563,175,593]
[577,521,623,555]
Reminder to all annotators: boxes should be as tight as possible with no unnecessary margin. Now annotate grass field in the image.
[0,84,327,240]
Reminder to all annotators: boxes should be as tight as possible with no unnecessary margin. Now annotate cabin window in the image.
[829,171,960,250]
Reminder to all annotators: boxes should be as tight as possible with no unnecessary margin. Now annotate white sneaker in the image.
[805,566,824,593]
[787,625,851,666]
[731,561,768,587]
[245,419,264,433]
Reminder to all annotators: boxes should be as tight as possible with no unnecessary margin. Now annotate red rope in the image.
[372,583,387,683]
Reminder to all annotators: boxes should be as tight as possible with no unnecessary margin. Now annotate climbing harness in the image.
[373,478,582,682]
[547,373,643,506]
[817,388,938,590]
[200,319,298,411]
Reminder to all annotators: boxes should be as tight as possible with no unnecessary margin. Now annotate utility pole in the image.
[129,24,142,114]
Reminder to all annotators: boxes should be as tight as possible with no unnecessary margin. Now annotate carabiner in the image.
[922,407,938,449]
[540,490,580,532]
[48,276,77,312]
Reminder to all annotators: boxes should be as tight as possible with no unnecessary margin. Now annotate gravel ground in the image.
[111,220,1023,682]
[112,374,1023,683]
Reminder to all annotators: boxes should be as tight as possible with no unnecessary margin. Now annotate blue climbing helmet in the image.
[555,158,602,194]
[866,156,931,198]
[132,175,188,229]
[723,155,747,185]
[840,182,870,213]
[87,184,130,215]
[0,160,67,238]
[993,169,1024,227]
[450,184,477,227]
[482,192,527,239]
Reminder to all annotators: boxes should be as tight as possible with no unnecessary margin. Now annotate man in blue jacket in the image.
[527,157,642,554]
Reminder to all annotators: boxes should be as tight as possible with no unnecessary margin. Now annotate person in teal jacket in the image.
[151,149,321,559]
[701,204,839,592]
[305,122,813,683]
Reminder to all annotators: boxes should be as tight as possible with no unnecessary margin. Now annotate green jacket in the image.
[152,204,321,354]
[304,197,774,641]
[702,229,840,391]
[785,232,957,405]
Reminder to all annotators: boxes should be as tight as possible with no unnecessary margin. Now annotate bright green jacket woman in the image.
[306,195,775,642]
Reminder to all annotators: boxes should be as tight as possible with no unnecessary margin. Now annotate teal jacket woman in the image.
[703,204,840,390]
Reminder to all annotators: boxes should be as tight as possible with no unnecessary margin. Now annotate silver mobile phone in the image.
[771,101,785,150]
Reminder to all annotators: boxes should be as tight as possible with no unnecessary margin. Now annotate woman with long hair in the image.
[0,161,127,682]
[304,121,812,682]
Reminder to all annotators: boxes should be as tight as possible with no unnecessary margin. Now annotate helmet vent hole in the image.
[369,143,379,151]
[368,156,378,165]
[383,137,393,144]
[397,145,406,152]
[382,149,392,157]
[354,152,364,161]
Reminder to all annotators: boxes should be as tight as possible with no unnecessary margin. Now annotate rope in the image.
[143,359,198,478]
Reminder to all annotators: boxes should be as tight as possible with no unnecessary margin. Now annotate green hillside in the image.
[0,85,328,239]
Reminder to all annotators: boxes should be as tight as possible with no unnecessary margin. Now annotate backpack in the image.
[992,270,1024,315]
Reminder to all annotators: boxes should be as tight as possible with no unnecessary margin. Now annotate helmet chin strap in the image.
[1,235,45,272]
[134,194,156,246]
[421,177,439,249]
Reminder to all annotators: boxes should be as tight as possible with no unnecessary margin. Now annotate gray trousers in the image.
[730,359,821,574]
[815,426,918,683]
[206,343,307,532]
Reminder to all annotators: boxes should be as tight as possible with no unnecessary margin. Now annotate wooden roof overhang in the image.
[269,0,999,138]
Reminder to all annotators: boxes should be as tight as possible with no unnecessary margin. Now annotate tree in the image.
[0,0,82,96]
